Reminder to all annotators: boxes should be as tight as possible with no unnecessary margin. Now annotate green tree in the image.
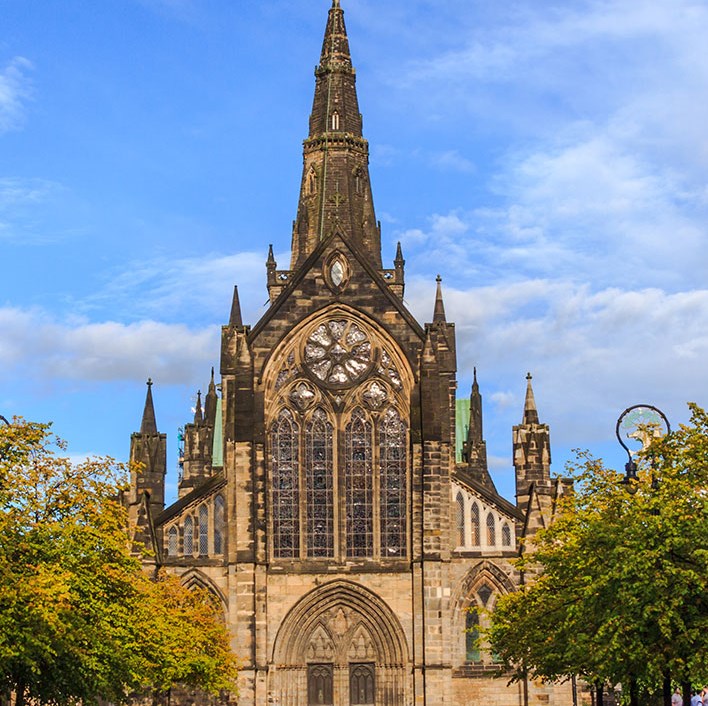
[487,404,708,703]
[0,419,238,705]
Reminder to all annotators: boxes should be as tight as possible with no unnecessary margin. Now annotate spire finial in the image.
[523,372,540,424]
[194,390,203,424]
[433,275,446,323]
[140,378,158,434]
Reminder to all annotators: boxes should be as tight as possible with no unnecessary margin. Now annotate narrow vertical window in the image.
[308,167,317,195]
[331,111,340,131]
[183,516,194,556]
[486,512,496,546]
[346,408,373,558]
[214,495,225,555]
[199,505,209,555]
[271,409,300,558]
[167,526,178,557]
[306,408,334,558]
[466,609,481,663]
[456,492,465,547]
[501,522,511,547]
[471,503,480,546]
[379,407,407,558]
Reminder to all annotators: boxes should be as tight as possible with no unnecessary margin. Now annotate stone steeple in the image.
[462,368,494,488]
[513,373,552,514]
[290,0,381,269]
[129,379,167,528]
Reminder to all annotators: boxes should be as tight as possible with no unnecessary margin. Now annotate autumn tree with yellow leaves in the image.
[0,420,238,706]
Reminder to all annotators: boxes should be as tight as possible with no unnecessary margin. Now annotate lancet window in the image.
[486,512,496,546]
[167,526,178,557]
[271,409,300,558]
[306,408,335,558]
[501,522,511,547]
[184,515,194,555]
[199,505,209,555]
[379,408,407,557]
[455,492,465,547]
[471,503,480,546]
[346,408,373,558]
[214,494,225,555]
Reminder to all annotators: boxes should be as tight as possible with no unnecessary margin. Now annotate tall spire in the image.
[433,275,447,323]
[290,0,382,269]
[140,378,158,434]
[229,285,243,327]
[523,372,540,424]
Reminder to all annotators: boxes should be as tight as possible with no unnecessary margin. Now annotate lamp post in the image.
[615,404,672,706]
[0,415,8,425]
[615,404,671,491]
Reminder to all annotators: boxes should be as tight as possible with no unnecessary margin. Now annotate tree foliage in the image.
[0,419,238,705]
[487,403,708,694]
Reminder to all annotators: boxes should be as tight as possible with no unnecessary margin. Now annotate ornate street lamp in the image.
[0,415,9,425]
[616,404,671,491]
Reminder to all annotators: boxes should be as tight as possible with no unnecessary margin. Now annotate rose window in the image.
[304,319,372,386]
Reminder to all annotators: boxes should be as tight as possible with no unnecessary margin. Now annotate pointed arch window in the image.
[346,408,373,558]
[455,492,465,547]
[331,111,340,131]
[379,407,407,557]
[183,516,194,556]
[167,526,178,557]
[465,609,481,663]
[501,522,511,547]
[271,409,300,558]
[470,503,480,546]
[486,512,496,546]
[199,505,209,555]
[214,495,225,555]
[306,408,334,558]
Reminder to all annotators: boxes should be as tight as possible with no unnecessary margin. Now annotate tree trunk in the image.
[15,680,25,706]
[663,672,672,706]
[682,680,691,706]
[629,679,639,706]
[596,682,605,706]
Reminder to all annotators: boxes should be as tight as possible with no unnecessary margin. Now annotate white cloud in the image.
[0,58,33,133]
[0,178,65,241]
[89,250,278,325]
[404,278,708,445]
[429,150,475,174]
[0,307,218,386]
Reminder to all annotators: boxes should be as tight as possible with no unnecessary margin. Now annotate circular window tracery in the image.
[304,319,373,387]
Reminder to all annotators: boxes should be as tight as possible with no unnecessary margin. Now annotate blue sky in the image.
[2,0,707,502]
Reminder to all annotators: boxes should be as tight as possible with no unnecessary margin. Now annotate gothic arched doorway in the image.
[271,580,409,705]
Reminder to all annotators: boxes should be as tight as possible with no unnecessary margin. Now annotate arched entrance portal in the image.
[271,580,409,705]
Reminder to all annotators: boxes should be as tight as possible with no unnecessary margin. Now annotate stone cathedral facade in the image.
[127,3,572,705]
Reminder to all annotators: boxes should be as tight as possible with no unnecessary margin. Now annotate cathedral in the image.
[127,2,572,704]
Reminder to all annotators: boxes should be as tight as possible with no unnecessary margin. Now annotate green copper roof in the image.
[212,396,223,468]
[456,397,470,464]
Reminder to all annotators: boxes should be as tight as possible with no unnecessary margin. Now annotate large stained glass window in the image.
[271,409,300,558]
[306,408,334,558]
[346,408,373,557]
[379,407,407,557]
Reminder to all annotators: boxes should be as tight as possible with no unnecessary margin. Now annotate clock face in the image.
[304,319,372,386]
